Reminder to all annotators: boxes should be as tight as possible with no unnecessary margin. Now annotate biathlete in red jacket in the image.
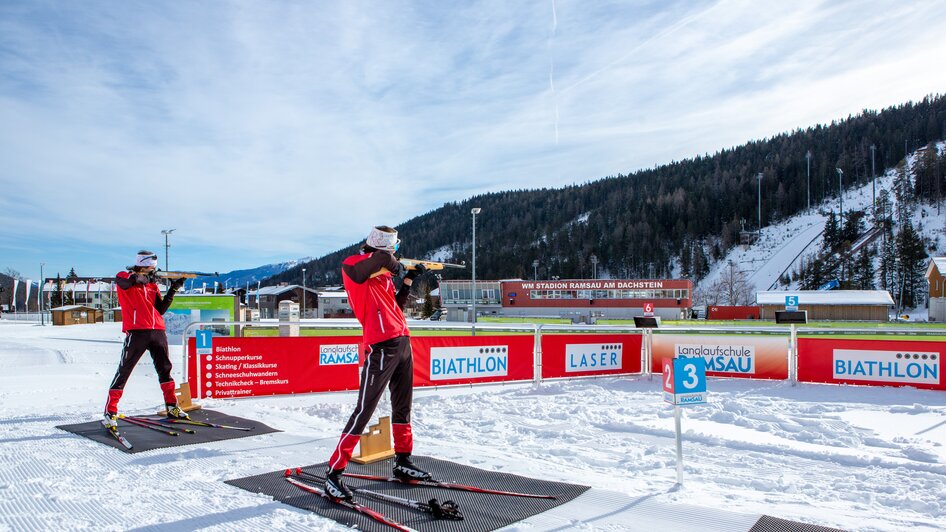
[324,226,429,500]
[102,250,188,430]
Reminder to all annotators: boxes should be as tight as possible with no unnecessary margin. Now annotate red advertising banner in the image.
[192,336,364,399]
[540,333,643,379]
[798,337,946,390]
[411,335,535,387]
[651,333,788,380]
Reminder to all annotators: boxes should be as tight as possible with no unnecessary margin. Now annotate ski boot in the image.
[325,469,354,500]
[393,454,432,481]
[165,404,190,420]
[102,412,118,430]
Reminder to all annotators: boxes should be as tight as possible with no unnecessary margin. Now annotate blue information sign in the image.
[664,357,707,405]
[196,329,213,355]
[785,295,799,312]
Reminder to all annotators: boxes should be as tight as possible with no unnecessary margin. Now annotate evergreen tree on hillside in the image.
[878,223,897,291]
[894,219,928,309]
[853,247,876,290]
[822,211,840,253]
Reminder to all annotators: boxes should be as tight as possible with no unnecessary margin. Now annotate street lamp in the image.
[39,262,45,326]
[302,268,307,318]
[805,150,812,211]
[836,168,844,219]
[870,144,877,212]
[756,172,763,235]
[471,207,481,336]
[532,259,539,280]
[590,254,598,279]
[161,229,175,271]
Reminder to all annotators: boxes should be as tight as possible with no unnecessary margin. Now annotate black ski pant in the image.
[328,335,414,470]
[342,335,414,433]
[109,329,174,390]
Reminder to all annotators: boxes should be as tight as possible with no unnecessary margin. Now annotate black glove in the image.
[134,273,151,285]
[170,277,185,290]
[405,263,428,281]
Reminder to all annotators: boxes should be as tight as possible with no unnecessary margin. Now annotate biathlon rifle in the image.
[123,267,218,279]
[370,258,466,279]
[153,269,218,279]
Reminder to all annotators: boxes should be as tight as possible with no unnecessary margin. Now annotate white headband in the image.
[135,252,158,268]
[366,227,399,252]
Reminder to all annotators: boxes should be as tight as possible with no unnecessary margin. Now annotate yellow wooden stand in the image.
[350,416,396,464]
[157,381,202,416]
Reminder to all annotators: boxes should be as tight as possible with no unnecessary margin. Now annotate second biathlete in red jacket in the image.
[324,226,430,500]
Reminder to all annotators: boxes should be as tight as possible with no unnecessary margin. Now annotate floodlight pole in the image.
[161,229,175,271]
[805,150,811,211]
[836,168,843,219]
[471,207,481,336]
[40,262,45,326]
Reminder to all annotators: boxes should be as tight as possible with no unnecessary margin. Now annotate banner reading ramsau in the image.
[651,333,788,380]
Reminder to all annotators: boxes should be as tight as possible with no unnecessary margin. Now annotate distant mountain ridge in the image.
[263,95,946,294]
[189,258,312,291]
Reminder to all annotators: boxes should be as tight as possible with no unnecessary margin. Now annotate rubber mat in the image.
[56,409,278,453]
[226,455,589,531]
[749,515,847,532]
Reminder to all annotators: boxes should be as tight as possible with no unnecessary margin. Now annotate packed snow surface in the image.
[1,321,945,531]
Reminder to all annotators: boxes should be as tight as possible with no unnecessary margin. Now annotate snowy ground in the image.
[2,320,946,531]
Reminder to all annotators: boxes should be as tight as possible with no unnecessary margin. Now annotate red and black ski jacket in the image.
[115,271,177,333]
[342,251,412,346]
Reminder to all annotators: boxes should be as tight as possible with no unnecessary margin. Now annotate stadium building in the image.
[440,278,693,322]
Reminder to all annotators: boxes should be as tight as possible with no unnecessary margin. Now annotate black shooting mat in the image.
[749,515,847,532]
[56,409,279,454]
[226,455,589,531]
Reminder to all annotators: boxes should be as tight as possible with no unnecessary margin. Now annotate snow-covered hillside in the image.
[698,145,946,303]
[1,321,945,531]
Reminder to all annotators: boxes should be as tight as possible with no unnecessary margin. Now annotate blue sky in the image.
[2,0,946,281]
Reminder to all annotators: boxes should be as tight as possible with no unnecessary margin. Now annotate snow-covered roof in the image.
[929,257,946,277]
[49,305,98,311]
[756,290,895,306]
[250,285,318,297]
[317,291,348,299]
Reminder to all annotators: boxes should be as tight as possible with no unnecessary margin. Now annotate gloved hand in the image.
[147,271,160,284]
[134,273,151,284]
[170,277,185,290]
[405,263,428,281]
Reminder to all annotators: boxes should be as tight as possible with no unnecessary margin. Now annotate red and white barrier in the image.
[650,333,789,380]
[539,333,643,379]
[184,326,946,399]
[797,337,945,390]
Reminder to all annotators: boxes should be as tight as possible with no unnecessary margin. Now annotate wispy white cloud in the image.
[1,0,945,277]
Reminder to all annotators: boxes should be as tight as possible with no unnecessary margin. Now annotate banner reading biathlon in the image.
[651,333,789,380]
[411,335,535,387]
[190,336,364,399]
[797,337,945,390]
[540,333,643,378]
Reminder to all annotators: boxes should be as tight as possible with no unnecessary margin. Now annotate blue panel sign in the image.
[664,357,707,405]
[196,329,214,355]
[785,295,799,312]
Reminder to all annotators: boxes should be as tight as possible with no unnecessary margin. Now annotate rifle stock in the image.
[368,258,466,279]
[154,270,218,279]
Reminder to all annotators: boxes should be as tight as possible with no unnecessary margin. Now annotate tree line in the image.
[267,95,946,297]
